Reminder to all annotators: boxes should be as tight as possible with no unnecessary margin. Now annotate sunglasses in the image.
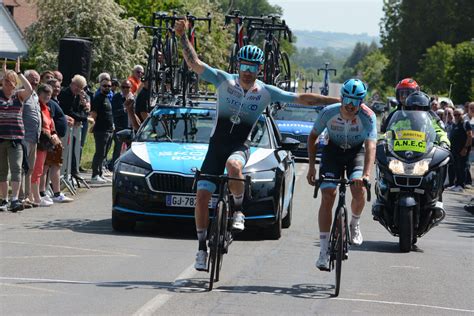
[342,96,363,107]
[102,85,112,88]
[121,86,131,89]
[239,63,259,73]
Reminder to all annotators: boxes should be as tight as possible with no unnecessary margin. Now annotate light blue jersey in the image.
[312,103,377,149]
[201,63,297,143]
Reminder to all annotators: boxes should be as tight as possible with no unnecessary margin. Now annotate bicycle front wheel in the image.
[208,202,222,291]
[215,199,229,282]
[334,207,345,297]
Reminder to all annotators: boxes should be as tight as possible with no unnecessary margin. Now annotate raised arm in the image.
[175,19,205,75]
[14,58,33,102]
[294,93,340,106]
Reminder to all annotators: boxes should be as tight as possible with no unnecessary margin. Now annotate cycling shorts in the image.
[197,139,250,193]
[319,142,365,190]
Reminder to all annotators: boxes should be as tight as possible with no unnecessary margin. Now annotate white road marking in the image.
[3,255,132,259]
[0,282,65,294]
[0,240,136,257]
[132,264,200,316]
[1,276,472,313]
[390,265,420,269]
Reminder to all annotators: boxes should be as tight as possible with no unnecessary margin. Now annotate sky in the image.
[267,0,384,36]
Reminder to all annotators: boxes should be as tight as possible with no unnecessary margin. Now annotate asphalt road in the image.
[1,163,473,315]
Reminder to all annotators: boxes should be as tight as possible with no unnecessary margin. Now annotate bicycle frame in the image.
[317,62,337,96]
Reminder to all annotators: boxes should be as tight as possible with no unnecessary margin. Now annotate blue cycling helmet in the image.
[340,79,368,99]
[237,45,264,64]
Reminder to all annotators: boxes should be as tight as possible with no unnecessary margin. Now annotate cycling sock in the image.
[351,214,361,227]
[319,232,330,253]
[233,193,244,209]
[54,192,61,197]
[40,191,46,197]
[197,229,207,251]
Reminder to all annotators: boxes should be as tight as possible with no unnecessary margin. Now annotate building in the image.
[0,1,28,59]
[2,0,36,32]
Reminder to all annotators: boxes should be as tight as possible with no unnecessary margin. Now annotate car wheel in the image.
[282,197,292,229]
[112,212,135,232]
[266,187,283,240]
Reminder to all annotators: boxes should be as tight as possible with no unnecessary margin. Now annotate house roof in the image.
[0,3,28,59]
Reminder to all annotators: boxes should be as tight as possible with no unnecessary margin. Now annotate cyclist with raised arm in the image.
[306,79,377,271]
[175,19,340,271]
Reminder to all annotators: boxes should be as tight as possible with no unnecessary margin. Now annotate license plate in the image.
[166,195,217,208]
[298,142,306,148]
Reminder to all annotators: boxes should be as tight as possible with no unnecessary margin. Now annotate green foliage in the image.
[219,0,282,15]
[380,0,474,85]
[26,0,149,82]
[416,42,454,95]
[355,50,391,99]
[449,41,474,104]
[116,0,185,26]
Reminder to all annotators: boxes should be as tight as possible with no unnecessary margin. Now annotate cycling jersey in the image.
[312,103,377,150]
[200,63,296,144]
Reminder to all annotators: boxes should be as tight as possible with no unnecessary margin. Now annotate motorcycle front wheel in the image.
[399,206,414,252]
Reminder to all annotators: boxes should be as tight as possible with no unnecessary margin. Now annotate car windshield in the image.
[385,110,436,159]
[136,107,271,148]
[273,105,322,122]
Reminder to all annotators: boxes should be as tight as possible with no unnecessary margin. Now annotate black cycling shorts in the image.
[319,142,365,189]
[197,140,250,193]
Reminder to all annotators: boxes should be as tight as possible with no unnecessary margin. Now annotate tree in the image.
[416,42,454,95]
[115,0,185,26]
[449,41,474,104]
[26,0,149,82]
[355,50,391,99]
[217,0,282,15]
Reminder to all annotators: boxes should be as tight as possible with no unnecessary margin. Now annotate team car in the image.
[272,103,328,160]
[112,101,300,239]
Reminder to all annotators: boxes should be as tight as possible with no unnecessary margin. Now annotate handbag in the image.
[37,132,55,152]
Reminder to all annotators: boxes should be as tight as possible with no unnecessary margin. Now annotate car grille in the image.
[147,172,195,193]
[393,176,422,187]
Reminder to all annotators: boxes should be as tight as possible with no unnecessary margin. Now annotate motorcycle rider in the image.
[374,91,447,221]
[381,79,449,148]
[307,79,377,271]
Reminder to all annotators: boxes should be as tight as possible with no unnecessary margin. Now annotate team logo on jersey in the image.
[248,104,258,111]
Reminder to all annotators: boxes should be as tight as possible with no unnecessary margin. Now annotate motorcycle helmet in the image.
[404,91,431,111]
[395,78,420,105]
[340,79,367,106]
[237,45,264,64]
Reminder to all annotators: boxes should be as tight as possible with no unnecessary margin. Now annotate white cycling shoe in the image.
[194,250,208,271]
[316,251,330,271]
[232,211,245,232]
[350,224,363,245]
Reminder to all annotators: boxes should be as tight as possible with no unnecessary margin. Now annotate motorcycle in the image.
[372,110,450,252]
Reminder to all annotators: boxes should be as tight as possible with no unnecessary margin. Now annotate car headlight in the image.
[388,158,431,176]
[117,163,149,177]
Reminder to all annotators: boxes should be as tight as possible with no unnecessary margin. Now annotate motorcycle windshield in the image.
[385,111,436,160]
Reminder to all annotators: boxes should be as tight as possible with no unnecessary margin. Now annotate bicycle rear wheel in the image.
[334,207,345,297]
[275,51,291,91]
[208,202,222,291]
[228,43,239,74]
[263,50,275,85]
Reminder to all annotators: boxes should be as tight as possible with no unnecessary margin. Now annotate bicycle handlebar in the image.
[133,25,164,39]
[193,170,252,199]
[313,176,371,202]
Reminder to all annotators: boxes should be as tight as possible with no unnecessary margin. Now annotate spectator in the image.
[58,75,90,180]
[53,70,63,86]
[135,80,150,122]
[464,102,474,187]
[20,69,41,207]
[109,79,132,170]
[31,84,62,206]
[48,78,74,127]
[128,65,144,94]
[94,72,114,102]
[443,107,454,134]
[430,96,439,111]
[40,70,55,83]
[447,108,473,192]
[111,78,120,94]
[0,58,33,212]
[89,79,114,184]
[124,97,141,131]
[39,78,74,203]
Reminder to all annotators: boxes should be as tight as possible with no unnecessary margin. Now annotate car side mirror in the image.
[281,137,300,152]
[116,129,134,144]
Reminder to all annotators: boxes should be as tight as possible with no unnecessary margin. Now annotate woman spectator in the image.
[31,84,62,206]
[0,58,33,212]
